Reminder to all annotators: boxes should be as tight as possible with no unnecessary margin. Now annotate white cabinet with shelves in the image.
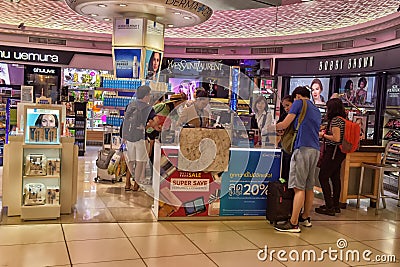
[21,147,61,220]
[2,135,78,220]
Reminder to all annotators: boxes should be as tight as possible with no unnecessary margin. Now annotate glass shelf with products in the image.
[383,108,400,144]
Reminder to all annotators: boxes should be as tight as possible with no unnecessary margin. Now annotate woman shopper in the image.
[315,98,347,216]
[277,95,294,180]
[253,95,273,145]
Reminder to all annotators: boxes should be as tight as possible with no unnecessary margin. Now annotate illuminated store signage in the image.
[33,67,56,74]
[318,56,374,71]
[167,60,224,72]
[0,46,74,65]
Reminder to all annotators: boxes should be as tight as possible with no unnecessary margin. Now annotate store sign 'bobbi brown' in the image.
[318,56,374,72]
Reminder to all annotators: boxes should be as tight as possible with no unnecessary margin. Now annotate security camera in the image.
[18,23,25,29]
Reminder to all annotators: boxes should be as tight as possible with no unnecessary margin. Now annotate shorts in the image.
[125,139,148,162]
[288,147,320,190]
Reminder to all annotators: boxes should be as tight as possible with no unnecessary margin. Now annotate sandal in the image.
[124,186,133,191]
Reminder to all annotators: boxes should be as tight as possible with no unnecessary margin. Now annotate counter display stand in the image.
[2,135,78,220]
[339,146,385,208]
[2,104,78,220]
[151,128,282,220]
[382,107,400,193]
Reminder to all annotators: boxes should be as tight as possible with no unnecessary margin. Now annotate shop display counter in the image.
[340,146,385,208]
[2,135,78,218]
[151,128,282,220]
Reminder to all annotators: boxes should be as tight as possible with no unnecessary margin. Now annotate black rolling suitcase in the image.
[266,179,294,224]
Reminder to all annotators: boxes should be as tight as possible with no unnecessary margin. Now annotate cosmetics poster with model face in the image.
[113,48,142,79]
[289,77,329,105]
[25,108,60,144]
[339,76,377,107]
[144,49,162,81]
[386,74,400,107]
[219,149,281,216]
[353,115,367,140]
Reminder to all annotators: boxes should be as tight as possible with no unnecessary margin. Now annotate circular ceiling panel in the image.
[0,0,398,47]
[65,0,213,28]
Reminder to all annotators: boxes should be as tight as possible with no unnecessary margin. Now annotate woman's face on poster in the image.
[311,83,322,100]
[152,53,161,72]
[41,114,56,127]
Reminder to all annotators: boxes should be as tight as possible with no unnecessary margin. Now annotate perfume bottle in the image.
[208,189,220,216]
[132,56,139,78]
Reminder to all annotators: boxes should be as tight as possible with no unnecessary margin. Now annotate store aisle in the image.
[0,219,399,266]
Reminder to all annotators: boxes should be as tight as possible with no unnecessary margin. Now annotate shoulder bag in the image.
[280,99,307,154]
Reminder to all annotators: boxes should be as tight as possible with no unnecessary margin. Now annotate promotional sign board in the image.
[386,74,400,107]
[158,169,221,217]
[113,18,144,47]
[145,20,164,51]
[113,48,142,79]
[220,149,281,216]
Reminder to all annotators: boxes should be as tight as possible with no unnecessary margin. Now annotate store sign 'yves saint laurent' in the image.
[167,60,224,72]
[318,56,374,71]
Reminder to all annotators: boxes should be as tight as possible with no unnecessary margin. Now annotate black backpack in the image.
[121,101,151,142]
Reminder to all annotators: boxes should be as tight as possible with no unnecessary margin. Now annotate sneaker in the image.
[298,214,312,227]
[315,206,335,216]
[274,221,301,233]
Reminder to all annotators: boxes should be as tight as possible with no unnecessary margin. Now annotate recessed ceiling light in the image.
[183,16,191,20]
[91,14,98,17]
[174,12,181,15]
[98,4,107,8]
[119,4,127,7]
[167,24,174,27]
[103,18,111,21]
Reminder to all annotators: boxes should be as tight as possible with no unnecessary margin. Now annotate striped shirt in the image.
[326,117,345,146]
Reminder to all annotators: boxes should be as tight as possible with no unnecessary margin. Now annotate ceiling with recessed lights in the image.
[0,0,398,47]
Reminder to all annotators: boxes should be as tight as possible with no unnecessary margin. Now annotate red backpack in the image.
[338,116,361,153]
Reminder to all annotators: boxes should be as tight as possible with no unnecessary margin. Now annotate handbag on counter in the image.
[280,100,307,154]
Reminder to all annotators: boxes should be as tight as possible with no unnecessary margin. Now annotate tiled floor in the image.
[0,146,399,266]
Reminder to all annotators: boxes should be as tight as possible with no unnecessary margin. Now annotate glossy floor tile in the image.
[0,146,399,266]
[186,230,258,253]
[67,238,140,265]
[0,241,70,267]
[130,234,201,258]
[208,249,286,267]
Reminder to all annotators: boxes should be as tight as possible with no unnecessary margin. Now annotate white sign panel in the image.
[21,85,33,103]
[113,18,144,47]
[145,20,164,51]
